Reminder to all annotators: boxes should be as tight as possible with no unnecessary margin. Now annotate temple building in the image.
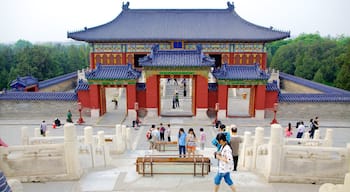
[68,2,290,119]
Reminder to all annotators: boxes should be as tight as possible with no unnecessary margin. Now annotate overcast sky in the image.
[1,0,349,43]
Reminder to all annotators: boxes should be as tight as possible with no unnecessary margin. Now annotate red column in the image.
[90,52,95,69]
[217,84,227,110]
[89,84,100,109]
[127,84,137,109]
[196,75,208,108]
[146,75,158,108]
[255,85,266,110]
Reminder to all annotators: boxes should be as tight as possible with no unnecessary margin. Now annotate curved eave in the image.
[67,8,290,43]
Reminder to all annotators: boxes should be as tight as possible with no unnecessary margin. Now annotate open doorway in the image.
[227,88,251,117]
[105,87,126,112]
[159,77,194,116]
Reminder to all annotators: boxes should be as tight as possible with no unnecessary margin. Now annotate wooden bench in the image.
[136,154,210,176]
[155,141,178,152]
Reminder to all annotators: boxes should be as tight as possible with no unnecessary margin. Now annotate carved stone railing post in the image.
[324,129,333,147]
[21,126,29,145]
[240,131,252,169]
[266,124,283,180]
[64,123,81,179]
[84,126,95,167]
[253,127,264,169]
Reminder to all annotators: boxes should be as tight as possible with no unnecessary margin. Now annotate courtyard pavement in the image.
[0,111,349,191]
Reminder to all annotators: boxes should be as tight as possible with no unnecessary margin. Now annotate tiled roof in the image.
[85,64,141,80]
[75,79,89,91]
[280,72,350,94]
[39,72,77,89]
[10,76,38,89]
[68,2,290,42]
[212,64,269,80]
[139,44,215,67]
[278,72,350,102]
[266,81,279,91]
[279,93,350,102]
[0,91,77,101]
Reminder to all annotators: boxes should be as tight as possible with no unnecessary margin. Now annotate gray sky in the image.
[1,0,349,43]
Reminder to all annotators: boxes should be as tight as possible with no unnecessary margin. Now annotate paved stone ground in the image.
[0,87,349,192]
[1,111,349,192]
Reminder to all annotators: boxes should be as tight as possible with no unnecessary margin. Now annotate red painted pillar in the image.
[217,84,227,110]
[196,75,208,108]
[255,85,266,110]
[90,52,95,69]
[127,84,137,109]
[146,75,158,108]
[89,84,100,109]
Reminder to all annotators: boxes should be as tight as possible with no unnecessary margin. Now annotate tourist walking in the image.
[165,124,171,142]
[186,128,197,157]
[152,126,160,150]
[214,133,237,192]
[296,121,305,139]
[40,120,47,137]
[212,124,231,151]
[178,128,187,157]
[199,128,207,150]
[159,123,165,141]
[230,125,242,171]
[146,126,154,149]
[67,110,73,123]
[285,122,293,137]
[308,119,315,138]
[175,92,180,108]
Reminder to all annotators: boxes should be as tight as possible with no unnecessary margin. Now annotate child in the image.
[178,128,187,157]
[187,128,197,157]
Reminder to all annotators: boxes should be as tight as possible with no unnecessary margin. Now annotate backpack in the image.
[146,131,152,140]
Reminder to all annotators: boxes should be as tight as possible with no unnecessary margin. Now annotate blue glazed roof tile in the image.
[39,72,77,89]
[10,76,38,89]
[75,79,89,91]
[266,81,279,91]
[68,3,289,42]
[139,44,215,67]
[280,72,350,95]
[279,93,350,103]
[212,64,269,80]
[85,64,141,80]
[0,92,77,101]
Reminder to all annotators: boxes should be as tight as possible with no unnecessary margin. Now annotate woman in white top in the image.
[214,133,236,192]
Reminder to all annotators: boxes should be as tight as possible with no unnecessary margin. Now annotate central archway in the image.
[159,76,195,116]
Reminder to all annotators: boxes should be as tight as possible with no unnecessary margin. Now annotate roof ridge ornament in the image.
[122,1,130,10]
[227,1,235,11]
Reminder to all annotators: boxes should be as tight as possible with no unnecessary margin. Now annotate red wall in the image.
[137,90,146,108]
[127,84,137,109]
[89,84,100,109]
[146,75,158,108]
[217,85,227,110]
[77,91,91,108]
[208,90,218,109]
[265,91,278,109]
[196,75,208,108]
[255,85,266,110]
